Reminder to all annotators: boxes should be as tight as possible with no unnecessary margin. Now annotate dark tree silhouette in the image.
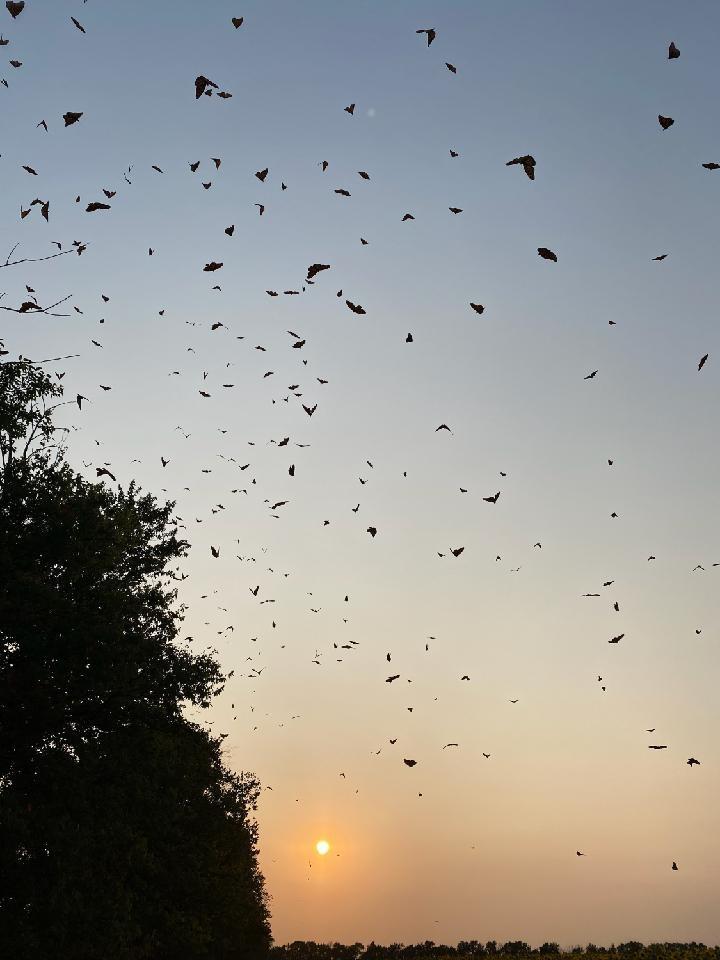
[268,944,720,960]
[0,355,271,959]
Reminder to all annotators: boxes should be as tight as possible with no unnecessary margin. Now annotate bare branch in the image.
[21,416,44,461]
[0,354,81,364]
[1,246,79,270]
[38,353,81,363]
[0,294,73,318]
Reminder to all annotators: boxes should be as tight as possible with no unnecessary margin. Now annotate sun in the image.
[315,839,330,856]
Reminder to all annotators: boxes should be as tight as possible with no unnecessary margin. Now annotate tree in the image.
[458,944,486,958]
[0,357,271,959]
[268,941,720,960]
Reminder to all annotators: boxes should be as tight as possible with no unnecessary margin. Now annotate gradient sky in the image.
[3,0,720,947]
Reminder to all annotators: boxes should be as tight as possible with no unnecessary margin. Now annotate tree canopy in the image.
[0,356,271,959]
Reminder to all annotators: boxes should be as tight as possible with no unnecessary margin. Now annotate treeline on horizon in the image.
[270,942,720,960]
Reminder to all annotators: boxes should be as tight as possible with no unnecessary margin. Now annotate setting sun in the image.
[315,840,330,856]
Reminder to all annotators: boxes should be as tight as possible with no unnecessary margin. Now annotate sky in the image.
[2,0,720,947]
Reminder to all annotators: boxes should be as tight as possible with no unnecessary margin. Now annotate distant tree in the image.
[501,944,532,957]
[330,945,365,960]
[0,357,271,959]
[269,942,720,960]
[365,945,403,960]
[270,944,364,960]
[458,943,486,957]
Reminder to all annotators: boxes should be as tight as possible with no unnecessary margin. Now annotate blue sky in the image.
[3,0,720,946]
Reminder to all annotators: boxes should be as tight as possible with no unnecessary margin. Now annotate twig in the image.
[1,245,76,269]
[37,353,81,363]
[0,293,73,318]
